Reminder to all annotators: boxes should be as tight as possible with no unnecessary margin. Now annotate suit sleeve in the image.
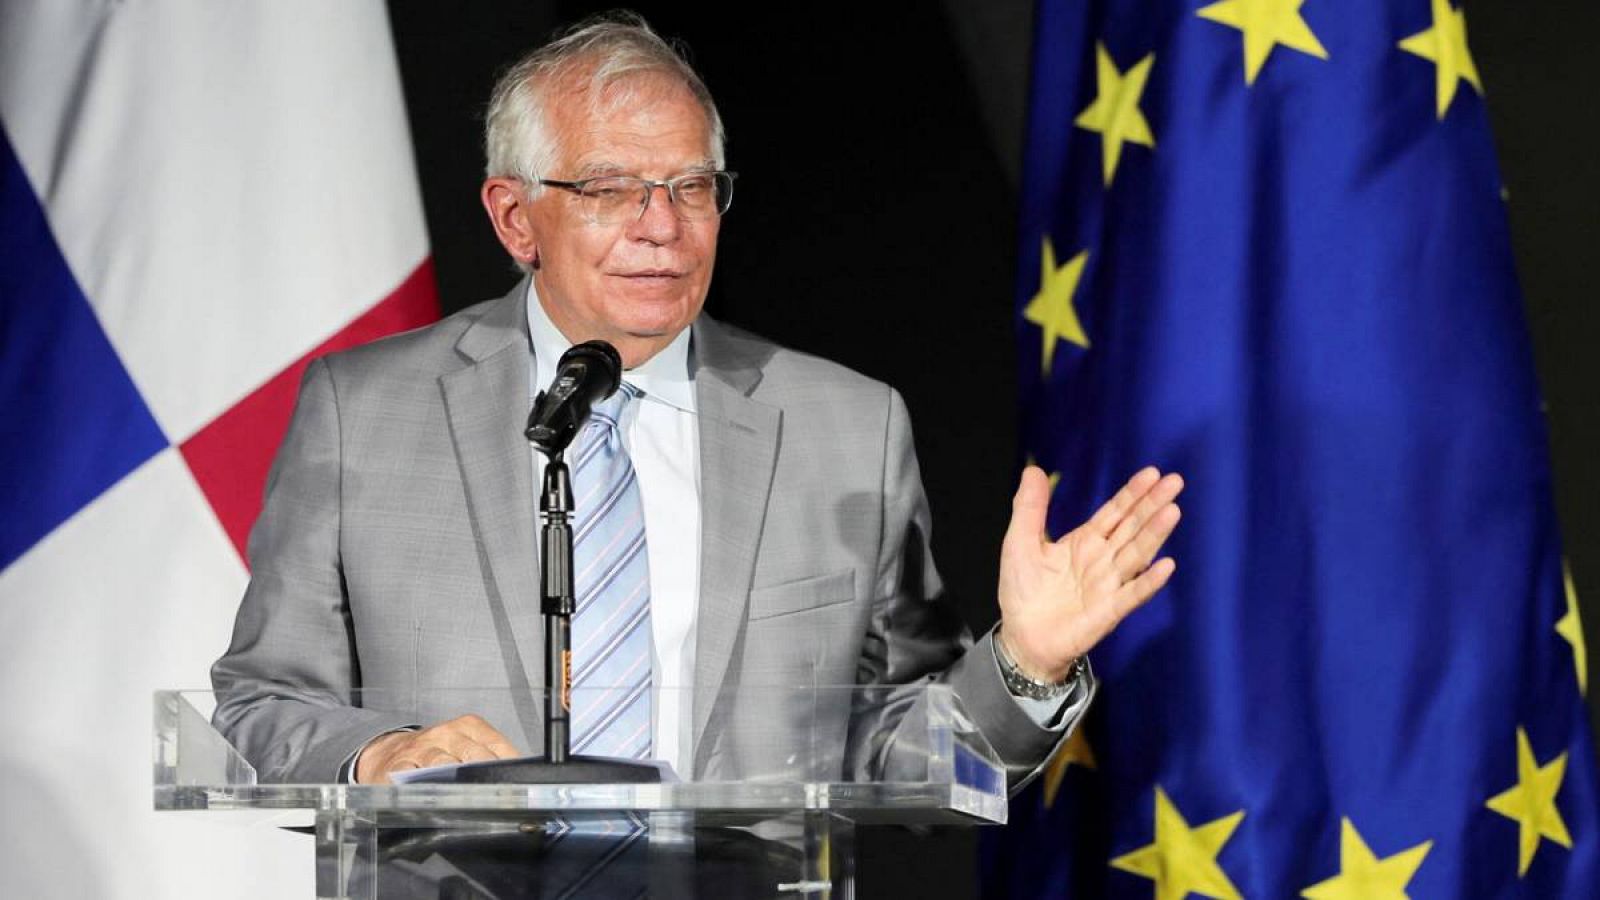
[210,358,417,783]
[845,387,1092,793]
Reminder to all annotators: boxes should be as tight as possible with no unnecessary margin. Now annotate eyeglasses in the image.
[537,171,737,225]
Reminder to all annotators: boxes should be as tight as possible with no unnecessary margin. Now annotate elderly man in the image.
[211,13,1182,788]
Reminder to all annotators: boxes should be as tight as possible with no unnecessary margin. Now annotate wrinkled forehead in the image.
[544,68,714,163]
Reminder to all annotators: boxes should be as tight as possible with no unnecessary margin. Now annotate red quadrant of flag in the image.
[180,259,440,564]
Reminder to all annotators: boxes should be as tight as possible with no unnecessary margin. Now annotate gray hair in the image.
[484,11,727,184]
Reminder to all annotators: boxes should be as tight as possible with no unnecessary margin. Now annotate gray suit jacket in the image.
[211,281,1078,787]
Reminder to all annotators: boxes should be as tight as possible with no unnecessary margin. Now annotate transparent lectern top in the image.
[154,685,1008,827]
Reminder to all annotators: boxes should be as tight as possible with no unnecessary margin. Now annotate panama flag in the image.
[0,2,437,895]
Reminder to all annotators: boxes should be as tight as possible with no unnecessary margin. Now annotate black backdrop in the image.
[386,3,1598,896]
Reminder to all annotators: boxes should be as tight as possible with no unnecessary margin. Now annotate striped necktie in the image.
[568,383,653,760]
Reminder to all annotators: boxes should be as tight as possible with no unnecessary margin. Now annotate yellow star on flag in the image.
[1555,559,1587,695]
[1023,239,1090,375]
[1300,817,1432,900]
[1073,42,1156,185]
[1197,0,1329,85]
[1041,727,1096,808]
[1485,726,1573,876]
[1397,0,1482,119]
[1110,786,1245,900]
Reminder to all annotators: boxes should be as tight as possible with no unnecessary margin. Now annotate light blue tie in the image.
[568,383,653,760]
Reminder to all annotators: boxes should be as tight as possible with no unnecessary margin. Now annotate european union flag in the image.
[985,0,1600,895]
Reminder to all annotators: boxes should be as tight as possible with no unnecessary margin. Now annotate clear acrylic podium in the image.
[154,686,1008,898]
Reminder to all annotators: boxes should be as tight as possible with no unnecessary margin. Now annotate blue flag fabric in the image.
[985,0,1600,896]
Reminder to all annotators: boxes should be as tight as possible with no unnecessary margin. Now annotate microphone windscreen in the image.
[559,340,622,399]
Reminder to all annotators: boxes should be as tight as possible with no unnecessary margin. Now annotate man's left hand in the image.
[996,465,1184,681]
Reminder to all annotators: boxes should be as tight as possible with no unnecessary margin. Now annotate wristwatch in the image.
[995,633,1086,701]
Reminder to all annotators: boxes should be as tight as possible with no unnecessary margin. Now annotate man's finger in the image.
[451,714,521,759]
[416,722,495,765]
[383,756,424,780]
[1003,466,1054,552]
[486,738,521,759]
[1100,472,1184,552]
[1082,467,1163,538]
[1112,503,1181,581]
[416,747,461,768]
[439,735,499,765]
[1111,557,1177,620]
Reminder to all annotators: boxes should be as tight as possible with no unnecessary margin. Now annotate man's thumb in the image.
[1003,465,1052,551]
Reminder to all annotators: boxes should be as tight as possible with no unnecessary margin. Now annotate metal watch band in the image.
[995,635,1084,701]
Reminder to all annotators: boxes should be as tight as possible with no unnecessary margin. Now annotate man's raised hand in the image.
[996,465,1184,681]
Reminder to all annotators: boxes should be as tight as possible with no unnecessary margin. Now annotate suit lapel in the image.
[691,317,781,751]
[440,283,544,701]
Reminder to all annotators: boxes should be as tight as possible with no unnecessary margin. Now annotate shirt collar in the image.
[525,280,697,414]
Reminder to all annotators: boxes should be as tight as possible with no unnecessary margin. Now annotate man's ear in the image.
[481,177,539,268]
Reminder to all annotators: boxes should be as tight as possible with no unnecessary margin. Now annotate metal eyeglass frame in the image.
[536,171,738,224]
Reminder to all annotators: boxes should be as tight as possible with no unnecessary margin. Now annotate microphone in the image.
[525,340,623,455]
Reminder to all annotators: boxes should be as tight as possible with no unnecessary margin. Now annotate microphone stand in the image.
[445,439,659,785]
[538,451,576,763]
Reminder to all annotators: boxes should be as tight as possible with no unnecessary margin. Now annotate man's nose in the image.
[628,183,682,243]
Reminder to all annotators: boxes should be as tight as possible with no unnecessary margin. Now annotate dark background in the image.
[386,2,1598,896]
